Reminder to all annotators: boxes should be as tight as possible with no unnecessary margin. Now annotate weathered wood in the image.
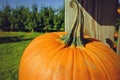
[65,0,116,48]
[117,26,120,55]
[65,0,75,32]
[97,26,115,46]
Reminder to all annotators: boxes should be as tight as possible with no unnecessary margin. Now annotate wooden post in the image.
[65,0,117,49]
[117,26,120,55]
[65,0,74,32]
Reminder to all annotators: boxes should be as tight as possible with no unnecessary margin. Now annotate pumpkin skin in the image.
[19,0,120,79]
[117,8,120,14]
[19,32,120,80]
[114,32,118,39]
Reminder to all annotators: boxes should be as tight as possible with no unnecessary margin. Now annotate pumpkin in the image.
[19,0,120,80]
[114,32,118,39]
[117,7,120,14]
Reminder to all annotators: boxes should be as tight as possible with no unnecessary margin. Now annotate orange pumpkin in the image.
[117,8,120,14]
[19,0,120,80]
[114,32,118,38]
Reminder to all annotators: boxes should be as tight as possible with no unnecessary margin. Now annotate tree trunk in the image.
[31,28,34,32]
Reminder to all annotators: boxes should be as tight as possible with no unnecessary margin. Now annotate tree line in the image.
[0,4,65,32]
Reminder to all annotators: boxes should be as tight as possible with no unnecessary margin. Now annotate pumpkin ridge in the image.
[86,44,119,65]
[71,47,75,80]
[79,48,93,80]
[85,46,120,80]
[40,46,72,79]
[84,49,111,80]
[19,49,40,76]
[19,0,120,80]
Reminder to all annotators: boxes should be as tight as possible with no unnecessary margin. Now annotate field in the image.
[0,32,42,80]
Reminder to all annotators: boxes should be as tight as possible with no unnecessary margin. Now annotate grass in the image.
[0,32,42,80]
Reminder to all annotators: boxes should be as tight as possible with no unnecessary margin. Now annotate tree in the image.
[0,4,65,32]
[39,7,56,32]
[54,6,65,31]
[10,6,33,32]
[10,6,26,31]
[29,4,39,32]
[0,4,11,31]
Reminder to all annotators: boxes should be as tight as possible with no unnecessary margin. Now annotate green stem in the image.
[61,0,84,47]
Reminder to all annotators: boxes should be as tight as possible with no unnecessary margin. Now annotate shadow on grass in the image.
[0,35,34,43]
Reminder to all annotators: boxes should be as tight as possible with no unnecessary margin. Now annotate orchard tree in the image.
[54,6,65,31]
[39,7,55,32]
[0,4,11,31]
[30,4,39,32]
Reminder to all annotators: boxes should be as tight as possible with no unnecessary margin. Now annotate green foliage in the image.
[54,6,65,31]
[0,32,41,80]
[0,4,65,32]
[116,18,120,26]
[115,18,120,31]
[40,7,56,32]
[0,5,11,31]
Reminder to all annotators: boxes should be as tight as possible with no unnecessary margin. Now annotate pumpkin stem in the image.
[61,0,84,47]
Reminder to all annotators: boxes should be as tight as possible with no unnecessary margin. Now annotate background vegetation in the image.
[0,4,65,32]
[0,4,65,80]
[0,2,120,80]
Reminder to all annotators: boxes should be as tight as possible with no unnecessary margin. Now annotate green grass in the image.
[0,32,42,80]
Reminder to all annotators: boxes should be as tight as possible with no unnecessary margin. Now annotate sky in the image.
[0,0,64,10]
[0,0,120,10]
